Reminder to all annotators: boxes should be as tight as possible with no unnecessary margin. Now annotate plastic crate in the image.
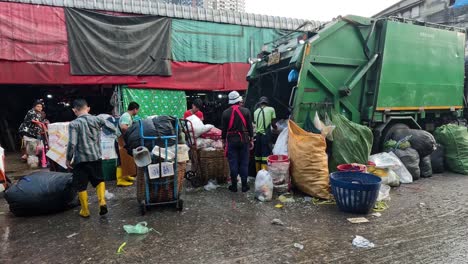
[330,171,381,214]
[102,159,117,181]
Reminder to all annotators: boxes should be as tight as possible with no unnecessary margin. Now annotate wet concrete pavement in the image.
[1,173,468,264]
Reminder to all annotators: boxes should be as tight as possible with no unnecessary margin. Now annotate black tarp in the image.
[65,8,172,76]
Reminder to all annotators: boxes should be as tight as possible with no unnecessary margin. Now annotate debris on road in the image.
[352,236,375,248]
[371,212,382,217]
[293,243,304,250]
[203,181,218,191]
[275,204,283,209]
[105,190,115,200]
[116,242,127,254]
[278,193,295,203]
[304,196,312,202]
[347,217,370,224]
[123,222,154,235]
[271,219,285,226]
[66,233,78,239]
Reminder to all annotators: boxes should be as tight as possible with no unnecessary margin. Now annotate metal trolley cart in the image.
[136,118,184,215]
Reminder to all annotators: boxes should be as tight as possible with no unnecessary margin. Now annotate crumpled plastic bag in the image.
[255,170,273,202]
[369,152,413,184]
[314,112,335,140]
[204,180,218,191]
[377,184,391,202]
[352,235,375,248]
[123,222,153,234]
[272,128,288,155]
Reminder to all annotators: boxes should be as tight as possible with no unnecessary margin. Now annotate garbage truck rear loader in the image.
[246,16,466,151]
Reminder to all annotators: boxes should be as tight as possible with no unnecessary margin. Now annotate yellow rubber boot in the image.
[256,162,262,173]
[124,175,136,182]
[78,191,90,218]
[261,164,268,171]
[96,182,108,216]
[116,167,133,187]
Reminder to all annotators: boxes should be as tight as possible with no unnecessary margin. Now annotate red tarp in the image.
[0,2,68,63]
[0,61,250,91]
[0,2,249,91]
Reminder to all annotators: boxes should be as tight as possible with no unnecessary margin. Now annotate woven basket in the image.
[136,162,186,203]
[198,149,229,184]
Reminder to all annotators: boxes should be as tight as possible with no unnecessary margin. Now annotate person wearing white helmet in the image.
[221,91,254,192]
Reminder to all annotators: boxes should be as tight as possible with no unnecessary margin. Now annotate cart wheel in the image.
[176,199,184,211]
[140,201,147,216]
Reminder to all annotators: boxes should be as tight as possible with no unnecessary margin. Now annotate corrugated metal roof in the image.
[1,0,322,31]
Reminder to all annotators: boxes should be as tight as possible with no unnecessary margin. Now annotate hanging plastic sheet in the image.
[0,61,249,91]
[172,19,295,63]
[0,2,68,63]
[64,8,172,76]
[122,87,187,118]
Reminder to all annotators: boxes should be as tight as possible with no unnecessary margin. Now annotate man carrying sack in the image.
[221,91,254,193]
[253,96,276,172]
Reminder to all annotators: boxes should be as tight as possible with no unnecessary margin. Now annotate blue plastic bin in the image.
[330,171,382,214]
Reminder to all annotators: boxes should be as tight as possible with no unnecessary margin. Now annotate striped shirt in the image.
[66,114,115,165]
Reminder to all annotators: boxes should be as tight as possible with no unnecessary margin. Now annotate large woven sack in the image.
[288,120,331,199]
[434,124,468,175]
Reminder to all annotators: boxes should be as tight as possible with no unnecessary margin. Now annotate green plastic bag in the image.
[330,113,373,171]
[434,124,468,175]
[123,222,153,234]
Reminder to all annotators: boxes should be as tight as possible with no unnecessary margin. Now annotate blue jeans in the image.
[227,142,249,184]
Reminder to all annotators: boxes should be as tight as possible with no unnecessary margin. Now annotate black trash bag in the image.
[392,129,436,157]
[431,144,445,174]
[4,172,77,217]
[124,116,176,155]
[303,111,320,134]
[393,147,421,181]
[420,155,433,178]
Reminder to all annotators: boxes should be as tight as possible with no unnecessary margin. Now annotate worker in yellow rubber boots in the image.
[254,97,276,172]
[66,99,115,218]
[116,102,140,187]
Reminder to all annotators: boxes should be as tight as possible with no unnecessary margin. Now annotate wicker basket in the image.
[198,149,229,184]
[136,162,186,203]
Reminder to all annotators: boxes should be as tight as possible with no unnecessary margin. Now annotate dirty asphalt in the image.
[1,173,468,264]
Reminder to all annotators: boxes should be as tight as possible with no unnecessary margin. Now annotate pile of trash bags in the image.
[124,116,177,155]
[4,172,77,216]
[384,128,437,180]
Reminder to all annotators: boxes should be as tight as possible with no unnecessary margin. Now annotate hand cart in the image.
[179,120,229,187]
[137,118,183,215]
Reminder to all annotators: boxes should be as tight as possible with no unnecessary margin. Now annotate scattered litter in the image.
[419,202,426,207]
[203,180,218,191]
[116,242,127,254]
[352,235,375,248]
[66,233,79,239]
[255,170,273,202]
[123,222,158,235]
[105,190,115,200]
[312,197,336,205]
[293,243,304,250]
[0,212,5,215]
[371,212,382,217]
[304,196,312,202]
[373,201,389,212]
[377,184,391,202]
[271,219,285,226]
[278,194,295,203]
[275,204,284,209]
[347,217,370,224]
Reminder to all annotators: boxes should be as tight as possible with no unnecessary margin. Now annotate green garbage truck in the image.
[245,16,466,151]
